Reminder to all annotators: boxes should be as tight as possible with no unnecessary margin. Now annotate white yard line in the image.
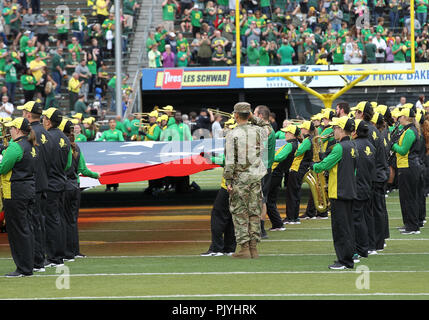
[8,292,429,300]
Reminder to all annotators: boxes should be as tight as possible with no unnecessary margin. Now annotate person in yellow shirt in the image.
[29,54,46,83]
[96,0,110,24]
[68,73,83,112]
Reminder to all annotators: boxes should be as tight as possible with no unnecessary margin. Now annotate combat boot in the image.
[249,240,259,259]
[232,242,251,259]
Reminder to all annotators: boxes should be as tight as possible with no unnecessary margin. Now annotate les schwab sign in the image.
[154,69,231,89]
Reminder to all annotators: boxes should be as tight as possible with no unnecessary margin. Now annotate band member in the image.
[313,116,357,270]
[284,120,315,224]
[353,101,388,253]
[42,108,72,267]
[351,119,375,261]
[267,125,300,230]
[391,108,421,234]
[60,119,100,260]
[201,120,237,256]
[416,109,427,229]
[142,111,162,141]
[19,101,54,272]
[1,118,38,277]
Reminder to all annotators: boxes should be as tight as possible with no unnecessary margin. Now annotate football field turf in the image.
[0,168,428,300]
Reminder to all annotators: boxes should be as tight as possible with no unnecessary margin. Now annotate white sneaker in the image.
[368,250,378,255]
[33,267,45,273]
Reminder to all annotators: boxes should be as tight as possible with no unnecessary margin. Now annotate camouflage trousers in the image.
[229,181,263,245]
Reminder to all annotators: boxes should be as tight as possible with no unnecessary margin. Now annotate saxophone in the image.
[302,134,330,212]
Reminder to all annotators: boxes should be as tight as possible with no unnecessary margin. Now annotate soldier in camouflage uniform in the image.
[223,102,269,259]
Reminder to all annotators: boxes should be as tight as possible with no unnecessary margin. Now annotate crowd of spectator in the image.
[0,0,140,119]
[147,0,429,67]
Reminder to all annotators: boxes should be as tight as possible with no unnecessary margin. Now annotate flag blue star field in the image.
[78,139,287,185]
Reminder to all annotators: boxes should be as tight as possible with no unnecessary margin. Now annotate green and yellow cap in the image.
[4,117,31,132]
[329,116,355,131]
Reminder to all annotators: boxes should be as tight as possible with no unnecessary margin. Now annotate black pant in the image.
[330,199,354,268]
[399,167,420,231]
[266,175,285,228]
[30,192,46,268]
[4,199,34,275]
[418,165,427,225]
[209,188,236,253]
[364,194,376,251]
[373,181,388,250]
[24,89,35,102]
[352,199,369,258]
[45,191,65,264]
[64,188,80,259]
[285,170,305,221]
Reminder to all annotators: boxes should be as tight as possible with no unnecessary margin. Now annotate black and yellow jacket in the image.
[31,121,53,193]
[353,136,376,201]
[367,121,389,183]
[392,124,420,169]
[271,138,299,177]
[290,135,313,173]
[313,136,357,200]
[47,128,73,192]
[0,136,38,200]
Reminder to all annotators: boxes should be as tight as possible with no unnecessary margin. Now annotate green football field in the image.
[0,168,428,300]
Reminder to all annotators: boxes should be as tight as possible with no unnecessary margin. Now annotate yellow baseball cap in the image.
[397,108,415,118]
[311,113,323,121]
[401,103,414,109]
[162,105,175,112]
[416,109,424,123]
[82,117,95,124]
[17,101,43,114]
[160,114,168,121]
[423,101,429,107]
[149,110,158,118]
[370,101,378,108]
[329,116,355,131]
[281,124,299,135]
[4,117,31,132]
[298,120,313,131]
[375,105,388,116]
[72,113,83,120]
[42,107,63,123]
[321,109,335,120]
[371,112,383,125]
[351,101,372,114]
[348,110,356,118]
[58,118,73,133]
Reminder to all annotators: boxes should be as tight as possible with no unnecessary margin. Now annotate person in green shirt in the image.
[68,37,83,61]
[0,117,39,277]
[146,31,157,52]
[258,40,270,66]
[176,44,190,67]
[303,38,317,65]
[247,40,260,66]
[190,6,203,37]
[211,45,228,66]
[416,0,428,26]
[390,107,421,234]
[56,13,69,48]
[20,69,36,102]
[74,124,87,142]
[4,60,17,104]
[277,39,295,65]
[23,40,37,67]
[364,36,377,63]
[155,25,168,52]
[331,38,345,64]
[392,36,406,62]
[74,95,90,117]
[161,0,178,32]
[101,12,115,35]
[96,118,125,141]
